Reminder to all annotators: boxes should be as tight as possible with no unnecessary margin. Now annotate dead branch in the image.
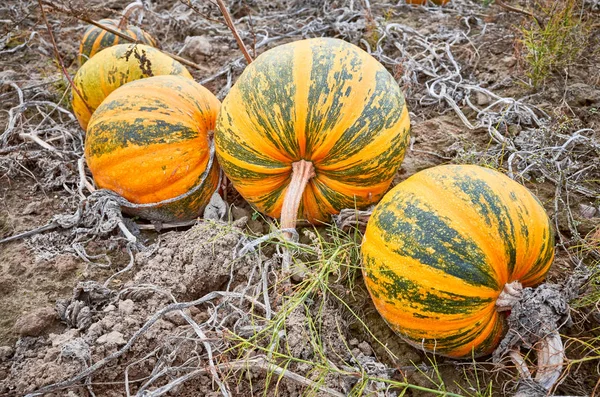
[37,0,84,103]
[215,0,253,64]
[179,0,226,26]
[495,0,545,29]
[0,223,59,244]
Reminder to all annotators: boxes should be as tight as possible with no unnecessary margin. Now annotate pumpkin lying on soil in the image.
[362,165,554,358]
[215,37,410,233]
[72,44,192,131]
[78,2,157,66]
[85,75,221,222]
[78,18,157,66]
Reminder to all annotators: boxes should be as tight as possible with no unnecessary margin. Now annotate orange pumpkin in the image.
[215,38,410,233]
[85,75,221,222]
[78,2,157,66]
[78,18,157,66]
[362,165,555,358]
[72,44,192,131]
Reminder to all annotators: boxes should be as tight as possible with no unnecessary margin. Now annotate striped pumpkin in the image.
[215,38,410,230]
[362,165,554,358]
[78,18,157,66]
[85,75,221,222]
[72,44,192,131]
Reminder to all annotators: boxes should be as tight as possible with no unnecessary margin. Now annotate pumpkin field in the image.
[1,0,600,396]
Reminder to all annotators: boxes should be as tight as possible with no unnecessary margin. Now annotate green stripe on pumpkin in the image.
[304,39,363,156]
[449,173,518,275]
[373,194,499,290]
[321,69,405,165]
[375,264,494,316]
[236,44,299,158]
[319,128,409,184]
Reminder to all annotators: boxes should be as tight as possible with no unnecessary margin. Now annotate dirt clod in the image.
[0,346,13,362]
[134,221,252,300]
[183,36,213,63]
[357,340,373,356]
[13,307,57,337]
[579,203,597,218]
[566,83,600,107]
[96,331,126,346]
[118,299,135,315]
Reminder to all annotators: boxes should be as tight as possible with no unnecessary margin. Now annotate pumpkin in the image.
[215,37,410,232]
[362,165,555,358]
[85,75,221,222]
[78,18,158,66]
[78,2,157,66]
[72,44,192,131]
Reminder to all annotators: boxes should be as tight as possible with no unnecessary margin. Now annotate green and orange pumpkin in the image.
[362,165,555,358]
[85,75,221,222]
[72,44,192,131]
[78,2,157,66]
[215,37,410,232]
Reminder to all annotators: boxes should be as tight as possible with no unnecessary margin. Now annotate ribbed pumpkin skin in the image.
[362,165,554,358]
[215,38,410,224]
[78,19,158,66]
[85,75,220,222]
[72,44,192,131]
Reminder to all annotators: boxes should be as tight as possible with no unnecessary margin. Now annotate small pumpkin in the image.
[78,2,157,66]
[215,37,410,232]
[362,165,554,358]
[85,75,221,222]
[72,43,192,131]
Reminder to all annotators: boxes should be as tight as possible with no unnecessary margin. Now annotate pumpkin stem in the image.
[281,160,315,239]
[497,281,566,393]
[118,1,145,30]
[508,331,564,394]
[535,330,564,390]
[496,280,523,312]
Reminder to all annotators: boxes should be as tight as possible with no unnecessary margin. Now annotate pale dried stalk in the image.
[535,331,564,390]
[215,0,253,64]
[37,0,84,102]
[118,1,144,30]
[77,157,95,196]
[496,281,523,312]
[0,223,59,245]
[509,349,531,379]
[497,282,565,392]
[495,0,545,29]
[18,132,63,158]
[142,356,345,397]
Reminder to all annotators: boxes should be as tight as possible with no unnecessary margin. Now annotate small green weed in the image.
[519,0,591,87]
